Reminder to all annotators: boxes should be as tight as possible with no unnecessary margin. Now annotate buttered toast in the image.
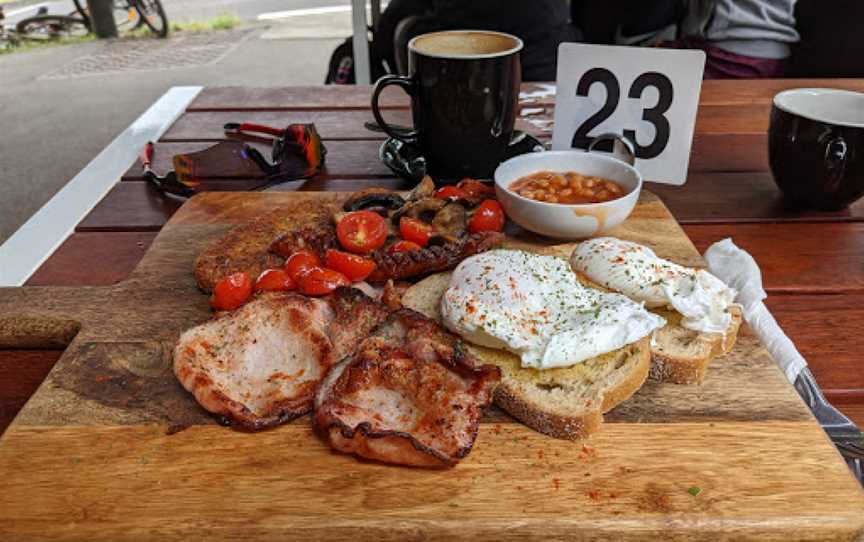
[402,272,651,439]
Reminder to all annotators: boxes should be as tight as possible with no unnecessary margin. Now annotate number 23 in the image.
[570,68,673,160]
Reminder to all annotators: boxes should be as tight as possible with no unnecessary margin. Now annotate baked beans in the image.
[509,170,626,204]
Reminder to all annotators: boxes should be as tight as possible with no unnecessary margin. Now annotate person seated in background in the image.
[371,0,798,82]
[374,0,581,81]
[675,0,799,78]
[573,0,799,79]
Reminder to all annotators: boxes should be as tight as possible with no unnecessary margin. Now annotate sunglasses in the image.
[140,123,327,197]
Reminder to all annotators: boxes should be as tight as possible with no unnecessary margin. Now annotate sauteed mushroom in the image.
[343,189,406,213]
[406,176,435,201]
[391,197,447,224]
[431,203,468,238]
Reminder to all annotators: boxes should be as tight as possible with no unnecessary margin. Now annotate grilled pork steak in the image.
[194,202,336,293]
[174,288,388,430]
[314,309,501,467]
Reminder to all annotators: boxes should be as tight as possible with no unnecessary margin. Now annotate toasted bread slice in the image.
[574,272,742,385]
[402,272,651,439]
[648,306,742,385]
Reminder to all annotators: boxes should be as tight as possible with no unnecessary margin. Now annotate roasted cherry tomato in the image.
[468,199,505,233]
[399,217,435,247]
[457,178,495,198]
[284,250,321,282]
[254,268,296,292]
[325,249,376,281]
[336,210,387,254]
[210,271,252,311]
[433,186,469,200]
[387,240,422,254]
[299,267,350,296]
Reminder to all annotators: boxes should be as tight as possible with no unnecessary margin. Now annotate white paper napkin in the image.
[704,238,808,383]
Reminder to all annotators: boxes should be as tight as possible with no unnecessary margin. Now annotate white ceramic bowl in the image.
[494,150,642,239]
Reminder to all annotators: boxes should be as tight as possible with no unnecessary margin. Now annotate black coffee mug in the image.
[371,30,522,179]
[769,88,864,210]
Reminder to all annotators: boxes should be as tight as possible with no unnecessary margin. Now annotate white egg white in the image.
[440,250,665,369]
[570,237,737,334]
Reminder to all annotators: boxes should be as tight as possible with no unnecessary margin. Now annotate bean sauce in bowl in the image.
[494,151,642,239]
[509,171,626,204]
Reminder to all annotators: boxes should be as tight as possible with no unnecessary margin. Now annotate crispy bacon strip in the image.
[314,309,501,467]
[174,288,388,430]
[367,231,504,282]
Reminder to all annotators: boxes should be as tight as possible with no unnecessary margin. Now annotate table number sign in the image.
[551,43,706,185]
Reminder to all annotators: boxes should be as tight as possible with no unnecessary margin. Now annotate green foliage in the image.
[0,33,95,55]
[171,12,241,33]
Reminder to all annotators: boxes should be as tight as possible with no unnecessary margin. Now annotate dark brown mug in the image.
[769,88,864,210]
[371,30,523,179]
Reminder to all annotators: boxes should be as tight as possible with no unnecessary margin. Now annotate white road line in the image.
[3,3,48,18]
[257,5,351,21]
[0,86,203,287]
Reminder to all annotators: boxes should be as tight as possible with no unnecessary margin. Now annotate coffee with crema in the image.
[371,30,523,179]
[410,31,522,57]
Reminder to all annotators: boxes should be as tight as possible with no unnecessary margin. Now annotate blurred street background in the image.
[0,0,359,243]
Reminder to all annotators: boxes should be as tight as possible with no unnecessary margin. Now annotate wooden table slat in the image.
[765,294,864,399]
[125,133,772,183]
[684,222,864,294]
[188,80,864,110]
[162,104,772,143]
[26,232,157,287]
[0,351,62,435]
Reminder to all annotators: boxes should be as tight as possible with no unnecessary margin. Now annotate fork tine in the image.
[836,441,864,460]
[847,458,863,487]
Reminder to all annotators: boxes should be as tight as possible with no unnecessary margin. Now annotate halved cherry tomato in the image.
[433,186,469,200]
[299,267,350,296]
[210,272,252,311]
[399,217,435,247]
[457,178,495,198]
[387,240,422,254]
[336,210,387,254]
[255,268,296,292]
[325,249,376,281]
[284,250,321,282]
[468,199,505,233]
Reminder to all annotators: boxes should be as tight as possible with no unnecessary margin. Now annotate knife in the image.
[705,239,864,486]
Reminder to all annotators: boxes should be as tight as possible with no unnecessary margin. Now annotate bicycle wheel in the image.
[133,0,167,38]
[113,0,141,32]
[71,0,90,26]
[16,15,89,40]
[0,30,21,51]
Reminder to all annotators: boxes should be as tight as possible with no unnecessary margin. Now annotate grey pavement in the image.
[3,0,351,24]
[0,22,345,244]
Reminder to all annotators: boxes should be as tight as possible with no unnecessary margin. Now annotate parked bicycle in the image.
[71,0,169,38]
[1,5,88,49]
[0,0,167,50]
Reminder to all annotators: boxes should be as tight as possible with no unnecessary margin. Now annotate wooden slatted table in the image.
[4,79,864,439]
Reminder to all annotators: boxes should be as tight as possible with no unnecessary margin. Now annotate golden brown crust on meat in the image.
[314,309,501,467]
[174,293,335,430]
[174,288,390,430]
[194,202,336,292]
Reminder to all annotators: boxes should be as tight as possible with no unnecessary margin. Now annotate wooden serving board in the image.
[0,191,862,541]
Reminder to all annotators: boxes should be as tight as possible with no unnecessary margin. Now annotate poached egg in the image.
[569,237,737,334]
[440,250,665,369]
